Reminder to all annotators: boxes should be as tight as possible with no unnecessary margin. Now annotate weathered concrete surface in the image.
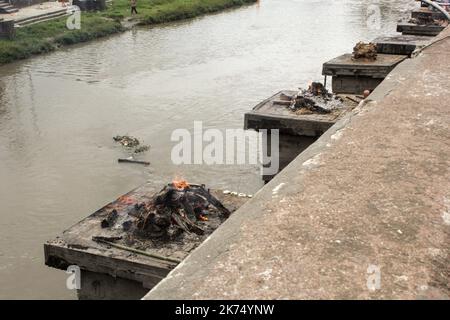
[374,35,432,56]
[397,23,445,36]
[0,2,66,22]
[144,28,450,300]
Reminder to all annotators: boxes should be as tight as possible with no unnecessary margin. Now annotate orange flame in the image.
[118,195,136,205]
[172,179,190,190]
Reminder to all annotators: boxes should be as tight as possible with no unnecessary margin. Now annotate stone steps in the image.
[0,1,19,14]
[14,8,72,27]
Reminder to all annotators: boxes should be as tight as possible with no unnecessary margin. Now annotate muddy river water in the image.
[0,0,415,299]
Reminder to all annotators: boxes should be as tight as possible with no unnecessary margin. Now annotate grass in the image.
[103,0,257,23]
[0,14,123,65]
[0,0,256,65]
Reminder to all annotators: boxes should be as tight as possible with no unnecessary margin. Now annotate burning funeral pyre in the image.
[275,82,343,115]
[135,181,230,238]
[352,42,377,61]
[100,180,231,242]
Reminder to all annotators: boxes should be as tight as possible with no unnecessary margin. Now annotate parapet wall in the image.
[144,28,450,300]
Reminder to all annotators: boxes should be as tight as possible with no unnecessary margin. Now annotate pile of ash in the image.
[281,82,343,115]
[352,42,377,61]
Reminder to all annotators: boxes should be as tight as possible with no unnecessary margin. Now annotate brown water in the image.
[0,0,416,299]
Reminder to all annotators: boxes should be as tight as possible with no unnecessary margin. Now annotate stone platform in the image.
[244,90,358,182]
[373,35,432,56]
[45,183,248,299]
[322,53,407,94]
[397,22,445,36]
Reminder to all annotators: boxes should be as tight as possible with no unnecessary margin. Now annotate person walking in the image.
[131,0,138,15]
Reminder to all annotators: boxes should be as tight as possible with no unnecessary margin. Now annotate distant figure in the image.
[131,0,138,15]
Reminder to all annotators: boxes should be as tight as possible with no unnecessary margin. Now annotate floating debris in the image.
[352,42,377,61]
[118,158,150,166]
[113,135,140,148]
[113,135,150,154]
[133,145,150,154]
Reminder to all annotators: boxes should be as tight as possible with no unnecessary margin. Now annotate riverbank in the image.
[0,0,256,65]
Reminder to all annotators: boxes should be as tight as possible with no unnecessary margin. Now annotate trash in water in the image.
[133,145,150,154]
[113,135,140,147]
[118,158,150,166]
[113,135,150,154]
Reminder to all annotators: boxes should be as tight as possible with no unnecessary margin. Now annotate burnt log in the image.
[118,159,150,166]
[101,209,118,228]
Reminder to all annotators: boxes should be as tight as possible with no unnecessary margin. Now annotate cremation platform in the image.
[244,90,358,182]
[244,90,356,135]
[322,53,407,94]
[373,35,432,56]
[411,7,447,21]
[44,183,248,300]
[397,23,445,36]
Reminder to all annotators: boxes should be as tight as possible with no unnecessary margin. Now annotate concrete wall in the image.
[78,270,148,300]
[0,19,15,39]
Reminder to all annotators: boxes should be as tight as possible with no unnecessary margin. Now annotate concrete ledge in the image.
[144,28,450,300]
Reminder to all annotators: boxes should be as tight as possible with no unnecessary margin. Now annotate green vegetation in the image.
[104,0,256,24]
[0,0,256,65]
[0,14,123,65]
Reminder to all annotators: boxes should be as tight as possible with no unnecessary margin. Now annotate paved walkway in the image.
[144,27,450,299]
[0,1,67,21]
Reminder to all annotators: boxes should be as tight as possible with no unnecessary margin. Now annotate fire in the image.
[118,195,136,205]
[172,179,190,190]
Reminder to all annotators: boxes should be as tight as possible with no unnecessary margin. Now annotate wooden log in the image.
[345,96,361,104]
[273,100,292,106]
[118,158,150,166]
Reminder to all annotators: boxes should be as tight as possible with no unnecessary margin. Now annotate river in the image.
[0,0,416,299]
